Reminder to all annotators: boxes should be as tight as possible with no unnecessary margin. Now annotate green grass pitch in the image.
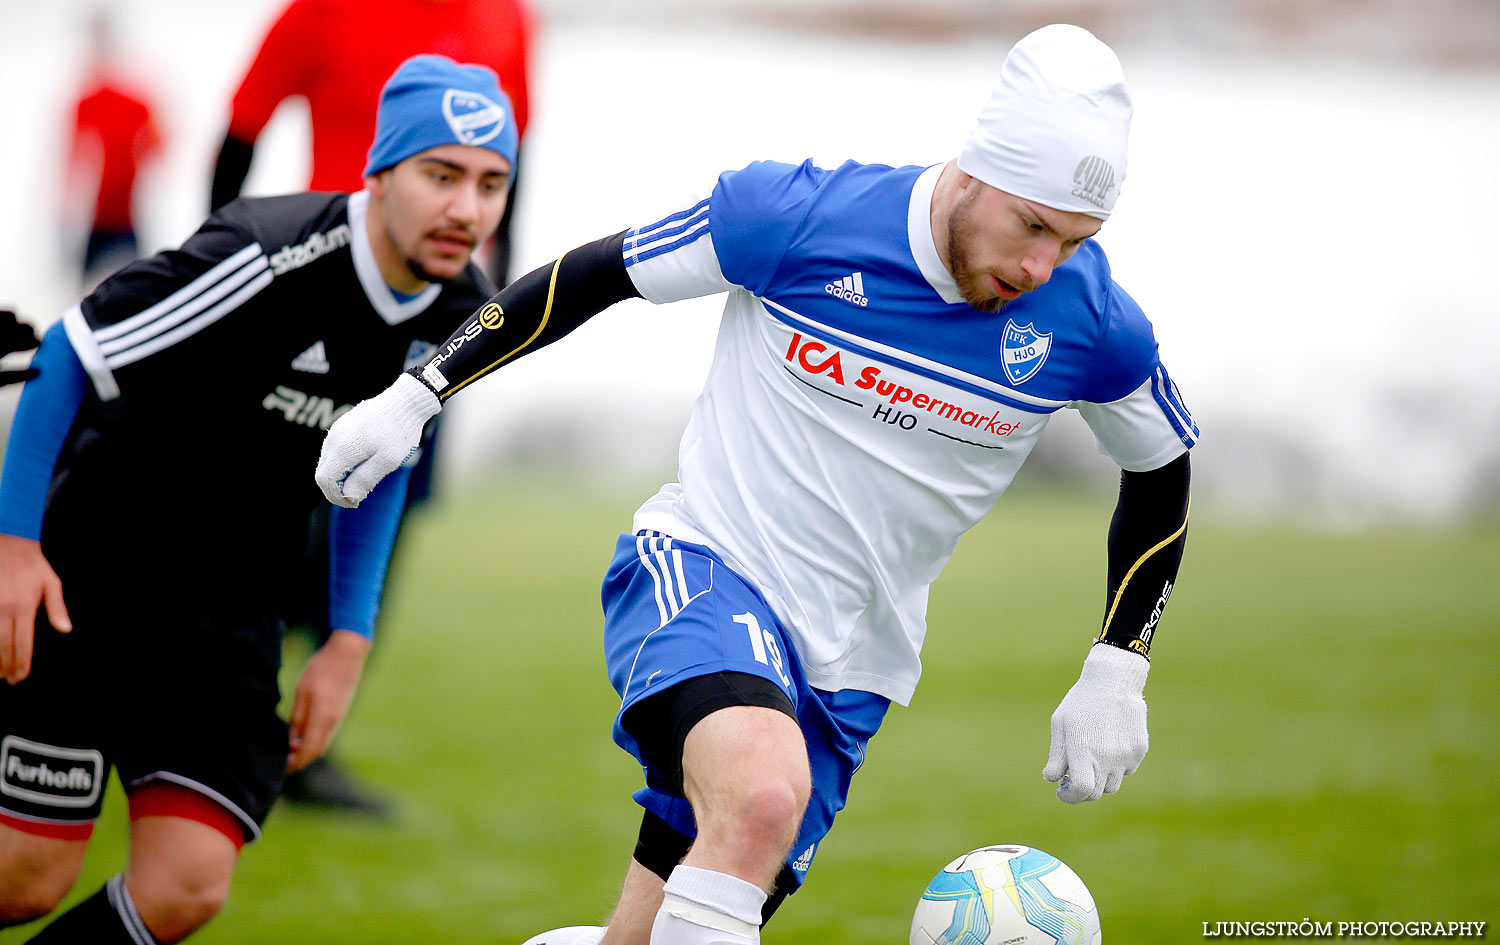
[9,475,1497,943]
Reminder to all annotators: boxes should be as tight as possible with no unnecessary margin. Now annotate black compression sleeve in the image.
[407,230,640,400]
[210,132,256,212]
[1097,452,1191,658]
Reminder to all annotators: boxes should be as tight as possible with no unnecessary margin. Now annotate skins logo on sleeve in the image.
[478,303,505,330]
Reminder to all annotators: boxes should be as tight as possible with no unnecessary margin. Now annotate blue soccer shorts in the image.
[602,530,890,886]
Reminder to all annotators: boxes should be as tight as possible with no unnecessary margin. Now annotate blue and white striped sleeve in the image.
[1074,282,1199,472]
[622,193,733,304]
[622,161,822,304]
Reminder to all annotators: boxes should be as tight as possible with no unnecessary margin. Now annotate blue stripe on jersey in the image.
[633,198,708,239]
[1150,366,1199,447]
[763,299,1064,415]
[624,201,711,267]
[625,221,711,266]
[627,211,708,256]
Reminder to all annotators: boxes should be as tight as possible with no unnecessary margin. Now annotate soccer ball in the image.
[910,845,1101,945]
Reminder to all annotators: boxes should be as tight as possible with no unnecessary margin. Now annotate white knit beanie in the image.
[957,24,1133,220]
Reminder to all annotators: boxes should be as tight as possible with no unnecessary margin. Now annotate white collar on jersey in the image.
[907,164,966,306]
[347,189,444,325]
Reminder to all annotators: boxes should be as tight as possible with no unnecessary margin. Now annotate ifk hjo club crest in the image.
[1001,319,1052,385]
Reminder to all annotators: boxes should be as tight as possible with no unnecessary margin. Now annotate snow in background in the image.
[1,1,1497,525]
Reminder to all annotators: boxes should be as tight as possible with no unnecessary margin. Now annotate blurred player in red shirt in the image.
[66,12,162,289]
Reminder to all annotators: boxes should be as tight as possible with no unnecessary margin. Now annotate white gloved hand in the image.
[315,373,441,508]
[1043,643,1150,804]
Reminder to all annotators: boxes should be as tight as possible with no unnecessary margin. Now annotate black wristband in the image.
[406,365,442,399]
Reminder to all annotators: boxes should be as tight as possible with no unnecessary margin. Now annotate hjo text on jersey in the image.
[268,224,352,275]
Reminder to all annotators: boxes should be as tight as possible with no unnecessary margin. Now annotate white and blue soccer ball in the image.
[910,845,1102,945]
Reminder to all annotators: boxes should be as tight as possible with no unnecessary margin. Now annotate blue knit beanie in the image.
[364,55,518,178]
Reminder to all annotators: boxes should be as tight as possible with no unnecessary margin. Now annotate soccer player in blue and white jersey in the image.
[317,25,1196,945]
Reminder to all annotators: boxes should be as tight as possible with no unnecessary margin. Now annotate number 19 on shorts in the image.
[733,612,792,686]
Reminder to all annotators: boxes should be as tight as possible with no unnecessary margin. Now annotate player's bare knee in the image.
[127,857,234,943]
[726,774,807,849]
[0,835,85,926]
[130,873,231,942]
[150,896,227,943]
[0,886,64,928]
[0,856,78,926]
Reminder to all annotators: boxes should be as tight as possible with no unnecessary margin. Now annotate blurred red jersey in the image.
[227,0,532,193]
[71,81,160,231]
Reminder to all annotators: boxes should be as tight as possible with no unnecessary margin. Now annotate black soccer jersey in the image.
[47,190,492,602]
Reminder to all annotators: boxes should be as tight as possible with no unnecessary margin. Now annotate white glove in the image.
[1043,643,1150,804]
[315,373,441,508]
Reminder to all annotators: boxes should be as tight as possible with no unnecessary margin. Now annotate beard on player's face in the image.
[947,204,1014,314]
[945,184,1063,313]
[405,254,457,285]
[390,222,478,284]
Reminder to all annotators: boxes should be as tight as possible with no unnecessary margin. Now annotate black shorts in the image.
[0,594,287,844]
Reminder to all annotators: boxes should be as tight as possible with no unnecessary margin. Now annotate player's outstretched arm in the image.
[316,230,639,507]
[1043,452,1190,803]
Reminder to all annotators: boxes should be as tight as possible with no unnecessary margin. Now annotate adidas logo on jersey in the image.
[291,341,330,374]
[824,272,869,307]
[791,843,816,873]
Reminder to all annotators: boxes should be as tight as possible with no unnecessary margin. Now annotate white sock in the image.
[650,865,766,945]
[518,927,606,945]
